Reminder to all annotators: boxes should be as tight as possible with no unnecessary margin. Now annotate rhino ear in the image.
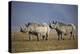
[25,22,31,27]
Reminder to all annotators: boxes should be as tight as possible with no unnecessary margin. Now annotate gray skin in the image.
[20,22,49,41]
[49,21,75,40]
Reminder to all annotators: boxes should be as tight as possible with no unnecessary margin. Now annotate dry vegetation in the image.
[11,32,78,53]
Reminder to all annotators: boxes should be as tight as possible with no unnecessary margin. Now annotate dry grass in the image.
[11,32,78,53]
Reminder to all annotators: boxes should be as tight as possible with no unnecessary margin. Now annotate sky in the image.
[11,1,78,32]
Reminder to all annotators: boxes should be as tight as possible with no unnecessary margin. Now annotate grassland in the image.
[11,32,78,53]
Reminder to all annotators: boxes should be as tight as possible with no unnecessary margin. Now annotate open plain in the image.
[11,31,78,53]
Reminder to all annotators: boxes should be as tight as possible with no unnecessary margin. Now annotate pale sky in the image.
[11,1,78,32]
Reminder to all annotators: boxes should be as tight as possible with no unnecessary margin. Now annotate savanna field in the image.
[11,31,78,53]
